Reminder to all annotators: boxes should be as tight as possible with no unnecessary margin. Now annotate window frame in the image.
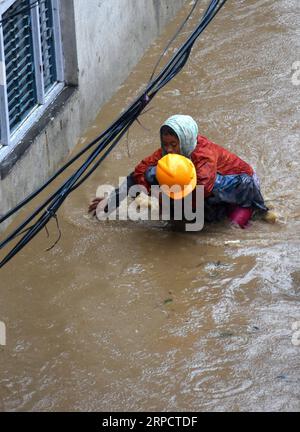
[0,0,64,151]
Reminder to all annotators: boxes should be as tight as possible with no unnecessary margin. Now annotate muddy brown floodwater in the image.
[0,0,299,412]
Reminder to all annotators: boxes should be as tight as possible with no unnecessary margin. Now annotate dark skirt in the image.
[204,173,268,223]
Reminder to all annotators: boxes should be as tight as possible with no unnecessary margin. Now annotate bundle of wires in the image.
[0,0,228,268]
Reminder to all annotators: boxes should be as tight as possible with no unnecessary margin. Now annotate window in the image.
[0,0,64,147]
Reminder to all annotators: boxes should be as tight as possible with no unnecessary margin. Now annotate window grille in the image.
[39,0,57,93]
[3,0,37,133]
[0,0,63,146]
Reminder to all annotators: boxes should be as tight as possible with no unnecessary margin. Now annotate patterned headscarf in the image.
[162,114,199,158]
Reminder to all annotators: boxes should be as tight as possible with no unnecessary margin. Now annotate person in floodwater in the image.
[89,114,269,228]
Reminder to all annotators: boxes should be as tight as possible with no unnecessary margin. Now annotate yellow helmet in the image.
[156,154,197,200]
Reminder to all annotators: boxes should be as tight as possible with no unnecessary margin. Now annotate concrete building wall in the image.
[0,0,185,230]
[73,0,186,128]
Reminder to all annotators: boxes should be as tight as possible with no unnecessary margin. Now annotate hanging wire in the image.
[45,214,61,252]
[0,0,228,268]
[148,0,201,83]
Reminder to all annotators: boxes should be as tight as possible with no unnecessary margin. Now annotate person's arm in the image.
[88,173,137,215]
[133,148,163,192]
[89,148,163,216]
[105,172,137,212]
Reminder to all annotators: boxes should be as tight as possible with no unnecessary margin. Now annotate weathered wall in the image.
[73,0,186,127]
[0,0,185,230]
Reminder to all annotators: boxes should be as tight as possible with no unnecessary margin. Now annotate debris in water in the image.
[164,298,173,305]
[219,331,235,338]
[276,374,287,380]
[135,193,157,210]
[262,210,277,224]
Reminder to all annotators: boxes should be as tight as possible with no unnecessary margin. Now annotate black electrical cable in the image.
[148,0,201,83]
[0,100,144,249]
[0,116,139,267]
[0,0,226,254]
[0,0,223,230]
[0,97,146,248]
[0,0,228,268]
[149,0,225,94]
[0,0,216,226]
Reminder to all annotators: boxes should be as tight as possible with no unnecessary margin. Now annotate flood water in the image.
[0,0,299,412]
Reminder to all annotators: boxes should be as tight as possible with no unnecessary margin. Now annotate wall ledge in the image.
[0,85,78,180]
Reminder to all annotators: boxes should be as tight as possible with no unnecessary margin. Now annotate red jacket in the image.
[133,135,254,197]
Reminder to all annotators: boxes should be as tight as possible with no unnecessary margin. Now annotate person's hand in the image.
[88,197,106,216]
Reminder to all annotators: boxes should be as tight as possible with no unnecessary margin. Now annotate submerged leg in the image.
[227,206,253,229]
